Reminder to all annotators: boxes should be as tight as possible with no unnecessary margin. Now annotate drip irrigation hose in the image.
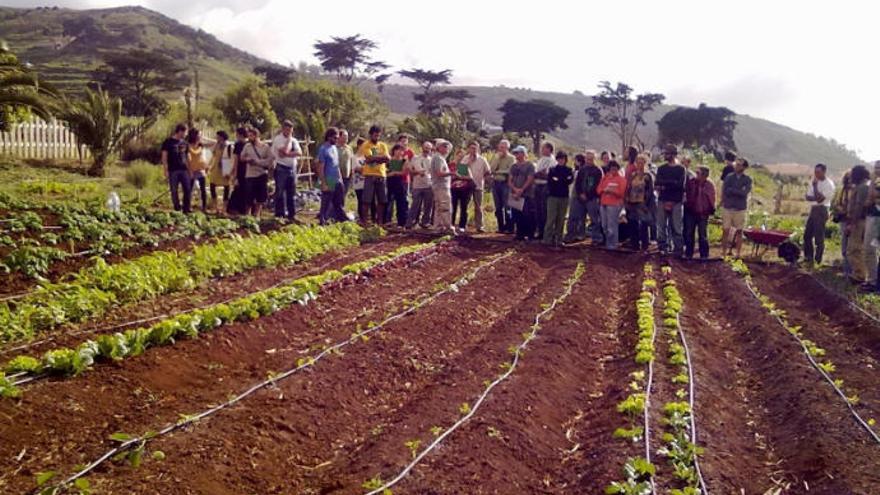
[34,250,512,495]
[365,260,584,495]
[644,290,658,495]
[738,275,880,445]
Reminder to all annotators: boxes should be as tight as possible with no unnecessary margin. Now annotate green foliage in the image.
[123,161,162,190]
[1,245,68,279]
[0,44,59,131]
[312,34,389,84]
[213,76,279,133]
[499,98,569,154]
[268,76,382,135]
[657,103,737,153]
[397,108,480,150]
[91,49,189,118]
[585,81,665,152]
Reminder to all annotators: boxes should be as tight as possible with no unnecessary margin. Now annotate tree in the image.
[0,45,58,131]
[213,77,279,134]
[396,108,480,149]
[498,98,569,154]
[60,87,144,177]
[253,64,296,87]
[397,68,472,116]
[656,103,737,154]
[268,77,383,134]
[92,50,190,118]
[312,35,390,84]
[585,81,665,153]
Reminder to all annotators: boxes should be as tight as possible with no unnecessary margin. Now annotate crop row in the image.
[0,222,376,345]
[727,258,879,444]
[363,261,586,495]
[32,247,507,494]
[607,264,657,495]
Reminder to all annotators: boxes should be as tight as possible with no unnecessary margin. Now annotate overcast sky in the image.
[7,0,879,158]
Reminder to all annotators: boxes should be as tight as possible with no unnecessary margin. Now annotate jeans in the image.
[586,198,603,243]
[210,183,230,203]
[543,196,568,246]
[864,215,880,283]
[847,219,867,282]
[601,204,622,248]
[803,205,829,264]
[273,165,296,219]
[626,203,652,251]
[841,221,851,277]
[492,180,512,233]
[168,169,192,213]
[657,202,684,255]
[512,197,536,240]
[191,174,207,212]
[473,189,485,230]
[407,188,433,228]
[683,211,710,259]
[319,183,348,225]
[343,177,352,197]
[386,176,409,226]
[451,187,472,230]
[534,183,548,239]
[564,196,587,242]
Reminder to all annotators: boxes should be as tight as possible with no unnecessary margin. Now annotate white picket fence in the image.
[0,117,90,160]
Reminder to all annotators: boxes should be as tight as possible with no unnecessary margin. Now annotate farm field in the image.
[1,217,878,494]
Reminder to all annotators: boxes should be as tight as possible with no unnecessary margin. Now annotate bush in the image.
[124,161,162,190]
[120,138,162,164]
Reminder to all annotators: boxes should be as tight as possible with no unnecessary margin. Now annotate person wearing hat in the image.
[684,165,716,259]
[655,144,687,256]
[597,160,627,249]
[357,125,391,225]
[431,139,455,233]
[508,145,537,240]
[271,119,302,221]
[721,157,753,258]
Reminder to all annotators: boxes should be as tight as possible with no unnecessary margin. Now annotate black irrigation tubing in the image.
[736,272,880,445]
[35,249,513,495]
[8,242,438,389]
[365,259,584,495]
[1,243,388,357]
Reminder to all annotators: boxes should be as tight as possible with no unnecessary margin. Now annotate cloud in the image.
[667,75,798,116]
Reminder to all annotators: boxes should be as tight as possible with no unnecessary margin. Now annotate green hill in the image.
[0,5,263,97]
[0,5,861,173]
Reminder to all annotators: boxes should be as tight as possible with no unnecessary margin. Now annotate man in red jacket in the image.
[683,166,716,259]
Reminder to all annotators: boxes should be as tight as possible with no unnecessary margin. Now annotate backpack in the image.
[627,172,647,204]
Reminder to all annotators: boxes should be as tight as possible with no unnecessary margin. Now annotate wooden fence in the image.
[0,117,90,160]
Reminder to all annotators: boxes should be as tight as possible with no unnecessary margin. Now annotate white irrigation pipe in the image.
[643,290,658,495]
[37,250,512,494]
[9,244,441,388]
[365,261,585,495]
[804,272,880,326]
[738,275,880,445]
[674,306,709,494]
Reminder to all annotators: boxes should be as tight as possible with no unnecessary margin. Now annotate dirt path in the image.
[394,251,643,494]
[672,260,880,494]
[80,248,579,494]
[0,241,494,494]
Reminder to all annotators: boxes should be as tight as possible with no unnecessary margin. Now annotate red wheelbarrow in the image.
[743,228,799,262]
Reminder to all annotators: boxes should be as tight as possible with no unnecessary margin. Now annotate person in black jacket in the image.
[565,151,604,243]
[655,144,687,256]
[543,151,574,247]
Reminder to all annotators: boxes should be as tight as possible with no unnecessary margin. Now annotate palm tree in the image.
[60,87,143,177]
[0,43,58,131]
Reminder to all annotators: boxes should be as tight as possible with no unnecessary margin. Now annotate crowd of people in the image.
[159,120,880,289]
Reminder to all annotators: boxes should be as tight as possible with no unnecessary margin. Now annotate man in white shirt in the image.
[803,163,836,265]
[406,141,434,229]
[431,139,454,233]
[272,120,302,220]
[533,142,556,240]
[461,141,492,232]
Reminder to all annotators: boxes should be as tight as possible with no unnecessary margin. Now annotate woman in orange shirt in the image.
[598,161,627,249]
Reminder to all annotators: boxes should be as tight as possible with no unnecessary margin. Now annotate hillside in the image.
[0,5,263,96]
[379,84,861,173]
[0,5,861,172]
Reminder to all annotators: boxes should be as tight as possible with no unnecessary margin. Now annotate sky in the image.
[7,0,879,158]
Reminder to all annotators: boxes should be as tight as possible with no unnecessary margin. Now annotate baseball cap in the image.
[511,145,528,154]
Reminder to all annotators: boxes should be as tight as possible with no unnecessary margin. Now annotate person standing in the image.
[461,141,492,233]
[655,145,687,256]
[226,127,249,215]
[683,166,716,259]
[489,140,516,233]
[352,137,370,222]
[208,130,233,213]
[846,165,871,284]
[533,142,556,240]
[240,127,274,217]
[271,120,302,221]
[802,163,836,267]
[161,123,191,213]
[565,150,604,244]
[832,171,853,277]
[721,158,753,258]
[431,139,455,233]
[406,141,434,229]
[337,129,353,196]
[624,153,656,251]
[386,144,410,227]
[598,161,626,249]
[316,127,348,225]
[186,128,211,213]
[508,145,537,241]
[450,149,474,233]
[861,161,880,289]
[357,125,390,225]
[543,150,574,247]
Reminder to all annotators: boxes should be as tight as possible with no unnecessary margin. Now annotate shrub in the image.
[124,161,162,190]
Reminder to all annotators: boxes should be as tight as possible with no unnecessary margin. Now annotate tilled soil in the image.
[672,259,880,494]
[0,240,494,494]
